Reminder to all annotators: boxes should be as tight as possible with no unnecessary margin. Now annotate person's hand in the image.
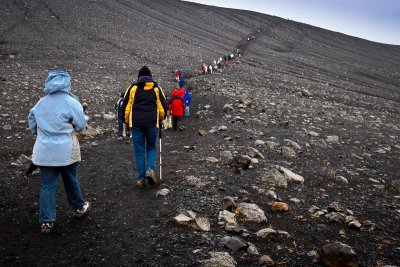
[82,102,88,112]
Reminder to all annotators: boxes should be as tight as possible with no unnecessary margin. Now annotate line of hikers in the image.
[201,50,240,75]
[115,70,191,136]
[28,66,175,234]
[27,28,262,234]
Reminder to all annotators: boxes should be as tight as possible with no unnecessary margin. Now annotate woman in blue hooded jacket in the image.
[28,70,91,234]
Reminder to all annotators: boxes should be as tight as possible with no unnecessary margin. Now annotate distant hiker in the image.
[178,79,186,97]
[179,79,192,117]
[217,60,222,69]
[28,70,91,234]
[169,88,185,131]
[202,63,207,74]
[183,88,192,117]
[208,64,213,74]
[115,92,127,138]
[174,69,180,81]
[179,69,183,81]
[123,66,168,188]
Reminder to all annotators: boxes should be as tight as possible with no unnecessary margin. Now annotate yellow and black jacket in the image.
[123,81,167,128]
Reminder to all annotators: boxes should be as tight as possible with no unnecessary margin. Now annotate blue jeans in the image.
[38,163,85,223]
[131,127,157,179]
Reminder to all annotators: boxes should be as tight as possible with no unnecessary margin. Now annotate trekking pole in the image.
[159,122,163,181]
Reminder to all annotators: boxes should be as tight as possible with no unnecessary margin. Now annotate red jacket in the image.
[169,89,185,117]
[178,87,185,98]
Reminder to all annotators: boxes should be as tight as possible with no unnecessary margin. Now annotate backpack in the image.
[183,90,192,106]
[120,82,159,124]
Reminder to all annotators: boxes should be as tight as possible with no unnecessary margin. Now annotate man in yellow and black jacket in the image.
[122,66,167,188]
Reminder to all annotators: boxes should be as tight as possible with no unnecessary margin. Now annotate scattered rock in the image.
[202,252,237,267]
[281,146,297,158]
[156,188,170,196]
[259,255,274,266]
[317,242,358,267]
[186,175,207,188]
[301,88,311,97]
[223,104,234,112]
[168,210,210,231]
[220,236,248,251]
[198,129,209,136]
[237,203,267,223]
[219,210,237,226]
[270,202,289,212]
[326,135,340,144]
[231,155,251,170]
[204,157,219,163]
[263,168,288,187]
[276,166,305,184]
[220,196,238,212]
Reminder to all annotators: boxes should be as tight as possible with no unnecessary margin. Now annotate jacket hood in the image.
[137,75,154,83]
[171,89,180,97]
[44,70,71,95]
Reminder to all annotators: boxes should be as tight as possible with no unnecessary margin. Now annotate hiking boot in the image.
[136,179,146,188]
[41,222,54,234]
[146,169,157,185]
[73,201,91,218]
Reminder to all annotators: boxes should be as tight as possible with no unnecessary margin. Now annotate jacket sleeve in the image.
[124,85,136,126]
[27,108,37,135]
[70,98,88,132]
[156,86,168,121]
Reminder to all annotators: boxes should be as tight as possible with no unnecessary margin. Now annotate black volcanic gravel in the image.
[1,0,400,266]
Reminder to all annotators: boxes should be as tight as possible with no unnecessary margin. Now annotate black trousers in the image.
[172,116,181,131]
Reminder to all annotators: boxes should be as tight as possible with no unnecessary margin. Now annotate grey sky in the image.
[185,0,400,45]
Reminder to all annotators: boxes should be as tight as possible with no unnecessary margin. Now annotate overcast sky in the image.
[186,0,400,45]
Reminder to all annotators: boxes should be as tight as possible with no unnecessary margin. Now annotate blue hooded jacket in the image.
[28,70,87,166]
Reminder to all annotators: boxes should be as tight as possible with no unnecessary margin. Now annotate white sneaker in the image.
[73,201,91,218]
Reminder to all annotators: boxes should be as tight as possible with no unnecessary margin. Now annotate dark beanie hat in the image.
[138,66,152,78]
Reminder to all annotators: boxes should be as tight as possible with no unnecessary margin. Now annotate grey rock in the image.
[281,146,297,158]
[220,196,238,212]
[220,236,248,251]
[317,242,358,267]
[202,252,237,267]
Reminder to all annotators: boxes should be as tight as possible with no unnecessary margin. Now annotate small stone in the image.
[202,252,237,267]
[259,255,274,266]
[198,129,208,136]
[270,202,289,212]
[336,176,349,183]
[254,140,265,146]
[220,236,248,251]
[156,188,170,196]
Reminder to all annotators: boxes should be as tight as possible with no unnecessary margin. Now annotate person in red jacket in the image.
[168,88,185,131]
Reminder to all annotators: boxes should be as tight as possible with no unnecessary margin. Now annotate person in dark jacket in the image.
[123,66,168,188]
